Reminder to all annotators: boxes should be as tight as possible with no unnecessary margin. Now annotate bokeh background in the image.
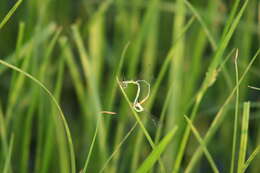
[0,0,259,173]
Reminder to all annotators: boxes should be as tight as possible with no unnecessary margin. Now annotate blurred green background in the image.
[0,0,259,173]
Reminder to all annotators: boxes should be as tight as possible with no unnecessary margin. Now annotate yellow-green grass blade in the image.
[222,0,241,37]
[230,50,240,173]
[148,15,195,108]
[61,37,86,110]
[72,25,108,165]
[82,118,100,173]
[0,60,76,173]
[184,115,219,173]
[25,28,62,173]
[242,145,260,172]
[0,100,8,170]
[0,0,23,30]
[3,134,14,173]
[136,126,178,173]
[127,0,160,78]
[237,102,250,173]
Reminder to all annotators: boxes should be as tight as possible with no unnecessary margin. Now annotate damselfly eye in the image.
[133,103,144,112]
[120,81,128,88]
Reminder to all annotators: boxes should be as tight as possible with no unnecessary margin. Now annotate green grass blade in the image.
[242,145,260,172]
[174,1,249,171]
[40,57,66,173]
[71,25,101,110]
[99,122,138,173]
[117,78,165,172]
[0,23,56,75]
[136,126,178,173]
[185,49,259,172]
[0,59,76,173]
[230,50,240,173]
[183,0,217,50]
[61,37,86,107]
[106,42,130,109]
[127,0,160,78]
[130,15,195,173]
[154,82,175,144]
[148,16,195,106]
[184,115,219,173]
[0,0,23,30]
[117,77,156,149]
[3,134,14,173]
[222,0,241,38]
[82,119,100,173]
[0,101,8,170]
[237,102,250,173]
[72,25,108,164]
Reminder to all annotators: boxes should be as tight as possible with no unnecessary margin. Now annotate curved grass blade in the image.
[136,126,178,173]
[0,60,76,173]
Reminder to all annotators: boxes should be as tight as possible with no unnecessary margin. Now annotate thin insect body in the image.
[100,79,150,115]
[100,111,117,115]
[121,79,150,112]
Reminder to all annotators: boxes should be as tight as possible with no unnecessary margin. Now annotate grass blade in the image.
[185,49,259,172]
[82,119,100,173]
[230,50,240,173]
[174,1,249,171]
[117,77,166,172]
[237,102,250,173]
[3,134,14,173]
[136,126,178,173]
[99,122,138,173]
[242,145,260,172]
[184,0,217,50]
[117,77,156,150]
[0,0,23,29]
[184,115,219,173]
[0,59,76,173]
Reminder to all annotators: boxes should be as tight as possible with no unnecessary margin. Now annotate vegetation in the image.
[0,0,259,172]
